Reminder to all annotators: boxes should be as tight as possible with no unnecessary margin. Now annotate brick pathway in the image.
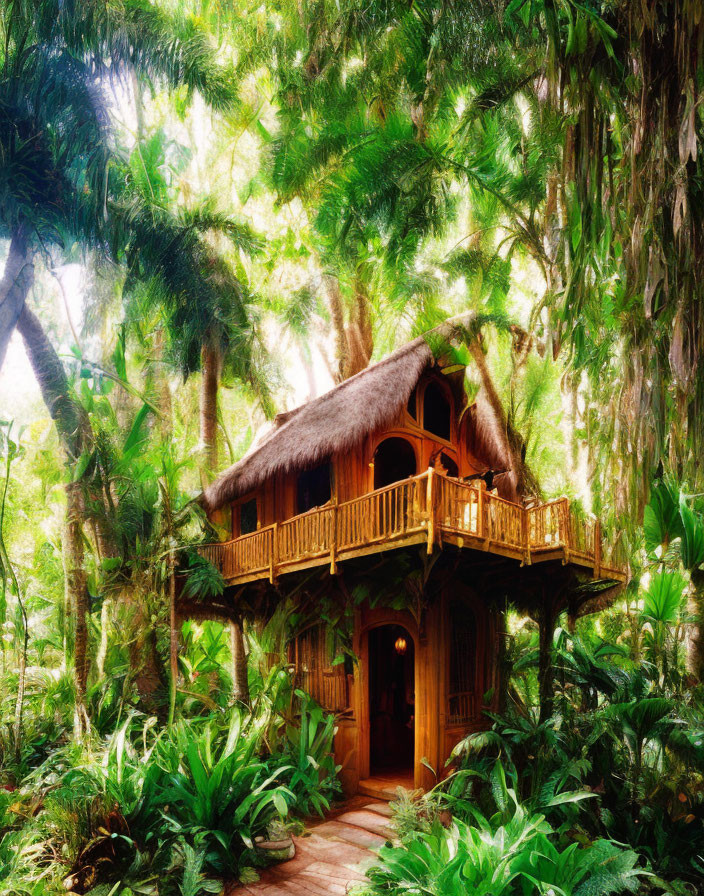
[229,797,392,895]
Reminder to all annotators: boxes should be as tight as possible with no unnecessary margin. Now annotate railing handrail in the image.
[197,471,625,582]
[279,503,333,525]
[340,469,430,506]
[481,488,524,511]
[200,523,275,551]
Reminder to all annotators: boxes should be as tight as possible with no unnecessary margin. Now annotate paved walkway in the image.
[228,797,393,895]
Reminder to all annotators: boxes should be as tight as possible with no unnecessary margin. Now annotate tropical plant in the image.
[271,691,341,816]
[357,777,642,896]
[153,708,294,875]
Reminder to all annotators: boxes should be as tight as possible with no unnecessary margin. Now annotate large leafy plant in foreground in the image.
[357,783,642,896]
[151,710,294,875]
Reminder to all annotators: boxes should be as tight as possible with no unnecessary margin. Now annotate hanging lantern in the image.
[394,636,407,656]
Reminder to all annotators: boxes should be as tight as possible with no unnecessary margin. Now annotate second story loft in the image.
[200,326,627,587]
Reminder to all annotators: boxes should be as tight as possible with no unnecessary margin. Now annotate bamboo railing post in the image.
[561,498,571,564]
[522,505,531,565]
[426,468,435,554]
[330,504,338,575]
[480,482,491,550]
[269,523,278,584]
[476,481,484,541]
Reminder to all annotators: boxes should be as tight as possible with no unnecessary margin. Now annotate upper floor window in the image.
[406,387,417,420]
[373,437,417,489]
[240,498,258,535]
[423,381,452,441]
[297,461,332,514]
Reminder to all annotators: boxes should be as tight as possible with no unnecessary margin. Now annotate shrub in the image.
[357,783,643,896]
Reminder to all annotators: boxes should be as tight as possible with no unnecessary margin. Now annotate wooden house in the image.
[194,326,626,799]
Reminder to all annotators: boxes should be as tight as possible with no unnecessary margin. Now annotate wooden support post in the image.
[538,589,557,724]
[330,504,338,575]
[426,468,435,555]
[521,506,531,566]
[475,481,483,539]
[561,498,571,565]
[594,519,602,578]
[269,523,278,584]
[478,482,491,551]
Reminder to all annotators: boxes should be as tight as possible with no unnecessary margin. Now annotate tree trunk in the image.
[325,274,348,382]
[65,481,91,737]
[468,337,540,501]
[689,569,704,680]
[200,340,221,471]
[324,273,374,382]
[17,304,120,730]
[230,619,250,705]
[199,338,249,704]
[537,593,557,724]
[168,550,178,725]
[0,232,34,372]
[17,305,91,461]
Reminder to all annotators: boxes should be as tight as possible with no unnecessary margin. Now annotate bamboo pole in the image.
[330,504,338,574]
[426,468,435,554]
[270,523,278,584]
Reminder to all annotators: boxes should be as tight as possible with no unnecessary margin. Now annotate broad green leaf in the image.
[641,570,686,624]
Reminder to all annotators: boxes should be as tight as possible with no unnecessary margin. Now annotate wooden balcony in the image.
[199,470,627,587]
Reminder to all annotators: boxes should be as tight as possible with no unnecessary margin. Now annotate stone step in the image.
[311,819,386,850]
[333,809,393,839]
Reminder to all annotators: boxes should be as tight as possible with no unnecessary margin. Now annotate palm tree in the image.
[0,0,238,365]
[0,0,237,729]
[110,133,274,706]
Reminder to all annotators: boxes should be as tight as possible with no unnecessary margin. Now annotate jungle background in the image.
[0,1,703,894]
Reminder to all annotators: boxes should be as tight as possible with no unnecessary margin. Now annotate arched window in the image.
[407,387,417,420]
[297,461,332,514]
[423,381,452,441]
[448,600,477,724]
[373,437,417,489]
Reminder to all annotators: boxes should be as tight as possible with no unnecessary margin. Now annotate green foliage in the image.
[271,691,341,816]
[154,710,294,875]
[181,555,225,602]
[0,676,341,892]
[451,629,704,886]
[642,573,687,627]
[358,780,642,896]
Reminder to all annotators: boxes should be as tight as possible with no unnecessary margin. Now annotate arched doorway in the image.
[368,624,415,782]
[373,437,417,489]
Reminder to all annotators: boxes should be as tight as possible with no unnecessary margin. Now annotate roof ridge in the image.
[271,335,428,431]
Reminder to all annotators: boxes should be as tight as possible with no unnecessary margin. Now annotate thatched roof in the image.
[202,317,515,512]
[203,335,433,512]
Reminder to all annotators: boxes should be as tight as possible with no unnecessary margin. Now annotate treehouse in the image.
[194,326,627,799]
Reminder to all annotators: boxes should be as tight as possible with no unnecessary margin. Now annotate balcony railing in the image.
[199,470,627,586]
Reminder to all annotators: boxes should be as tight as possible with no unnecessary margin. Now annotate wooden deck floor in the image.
[226,797,393,895]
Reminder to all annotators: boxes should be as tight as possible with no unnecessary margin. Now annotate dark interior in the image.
[440,452,458,477]
[239,498,258,535]
[423,381,452,440]
[297,461,332,513]
[369,624,415,773]
[406,387,417,419]
[373,437,417,489]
